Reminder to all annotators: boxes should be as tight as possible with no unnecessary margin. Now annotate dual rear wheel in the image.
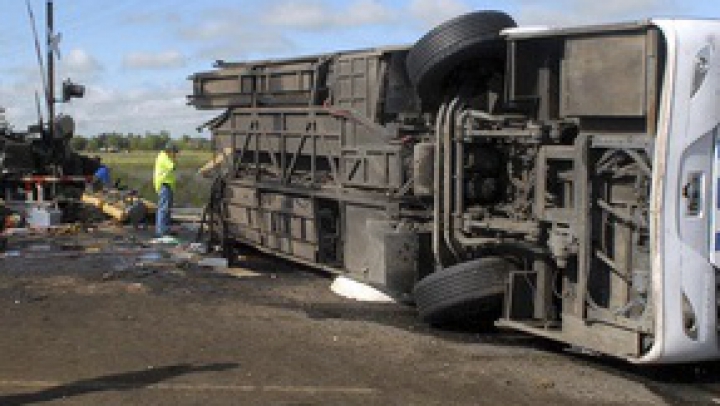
[407,11,516,326]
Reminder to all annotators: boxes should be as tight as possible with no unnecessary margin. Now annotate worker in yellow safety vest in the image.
[154,142,179,237]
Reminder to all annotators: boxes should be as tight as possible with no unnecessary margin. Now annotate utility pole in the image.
[46,0,54,142]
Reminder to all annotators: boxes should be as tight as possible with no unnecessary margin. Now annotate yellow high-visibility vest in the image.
[153,151,176,192]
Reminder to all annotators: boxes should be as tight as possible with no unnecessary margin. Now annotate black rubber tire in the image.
[413,257,511,327]
[405,10,516,105]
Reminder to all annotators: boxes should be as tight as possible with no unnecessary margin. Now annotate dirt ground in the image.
[0,226,719,405]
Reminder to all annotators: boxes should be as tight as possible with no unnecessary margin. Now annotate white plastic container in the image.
[26,206,62,227]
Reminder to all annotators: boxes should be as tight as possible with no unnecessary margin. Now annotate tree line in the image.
[70,131,211,152]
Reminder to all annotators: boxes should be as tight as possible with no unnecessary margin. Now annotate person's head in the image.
[95,155,102,163]
[164,142,179,156]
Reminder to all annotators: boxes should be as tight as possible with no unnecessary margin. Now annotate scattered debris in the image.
[4,213,23,228]
[27,244,53,252]
[216,268,261,278]
[172,208,204,223]
[4,228,29,236]
[149,236,181,245]
[330,276,396,303]
[187,242,206,253]
[81,190,156,224]
[26,206,62,228]
[138,252,164,262]
[197,257,229,269]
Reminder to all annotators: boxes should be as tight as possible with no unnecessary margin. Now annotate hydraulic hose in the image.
[432,102,448,268]
[442,97,462,261]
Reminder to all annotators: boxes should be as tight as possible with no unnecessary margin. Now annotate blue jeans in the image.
[156,184,173,237]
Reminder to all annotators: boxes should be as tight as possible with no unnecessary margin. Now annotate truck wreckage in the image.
[0,111,96,182]
[0,98,97,226]
[1,0,97,238]
[190,11,720,363]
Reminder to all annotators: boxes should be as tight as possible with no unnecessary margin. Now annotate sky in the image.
[0,0,717,138]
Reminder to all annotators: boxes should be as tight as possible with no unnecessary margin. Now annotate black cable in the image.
[195,174,225,248]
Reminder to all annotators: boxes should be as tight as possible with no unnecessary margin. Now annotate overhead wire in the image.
[0,0,147,60]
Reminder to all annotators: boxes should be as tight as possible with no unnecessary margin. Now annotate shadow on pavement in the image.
[0,362,238,405]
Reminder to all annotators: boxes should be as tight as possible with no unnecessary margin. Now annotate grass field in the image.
[89,151,213,208]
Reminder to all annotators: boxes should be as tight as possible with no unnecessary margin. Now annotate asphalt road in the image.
[0,227,719,405]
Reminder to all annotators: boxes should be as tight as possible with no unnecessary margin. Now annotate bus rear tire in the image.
[405,10,515,106]
[413,258,511,328]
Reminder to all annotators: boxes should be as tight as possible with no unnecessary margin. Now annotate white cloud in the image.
[0,66,56,129]
[514,0,678,26]
[579,0,674,19]
[183,13,242,41]
[0,83,44,131]
[178,9,295,60]
[408,0,471,27]
[62,84,215,136]
[0,76,213,137]
[197,33,295,61]
[346,0,396,26]
[263,1,328,30]
[122,10,183,25]
[263,0,395,30]
[62,49,103,76]
[175,1,399,60]
[123,51,187,70]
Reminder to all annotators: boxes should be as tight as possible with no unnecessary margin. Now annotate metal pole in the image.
[47,0,58,199]
[46,0,54,142]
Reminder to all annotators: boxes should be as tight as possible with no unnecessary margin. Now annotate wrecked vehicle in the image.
[190,11,720,363]
[0,112,96,181]
[0,109,97,235]
[0,0,96,218]
[0,4,93,192]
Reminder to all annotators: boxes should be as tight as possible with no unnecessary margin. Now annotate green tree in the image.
[70,136,88,151]
[86,137,100,151]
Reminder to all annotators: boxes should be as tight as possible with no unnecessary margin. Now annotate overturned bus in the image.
[190,11,720,363]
